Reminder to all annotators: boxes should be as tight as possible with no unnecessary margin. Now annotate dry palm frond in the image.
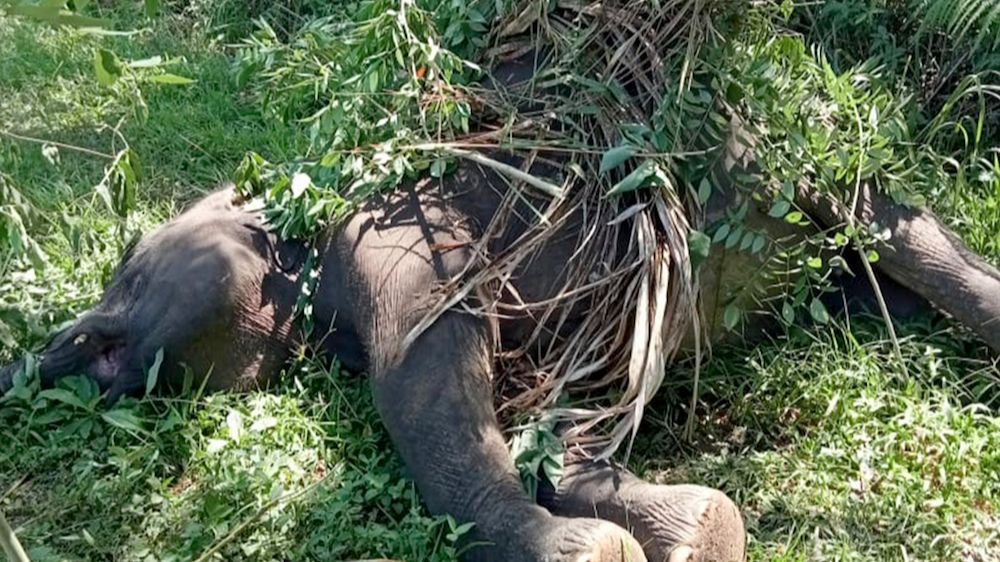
[407,0,720,458]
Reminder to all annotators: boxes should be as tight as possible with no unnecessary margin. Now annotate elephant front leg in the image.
[370,312,647,562]
[538,456,746,562]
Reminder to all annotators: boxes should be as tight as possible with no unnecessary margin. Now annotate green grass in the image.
[636,322,1000,561]
[1,3,1000,562]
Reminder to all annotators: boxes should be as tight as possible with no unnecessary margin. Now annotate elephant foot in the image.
[624,484,745,562]
[472,515,647,562]
[546,517,648,562]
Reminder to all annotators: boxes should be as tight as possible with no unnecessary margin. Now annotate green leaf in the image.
[809,298,830,324]
[94,48,123,86]
[784,211,803,224]
[147,73,195,85]
[430,158,447,178]
[8,5,107,27]
[751,234,767,254]
[697,178,712,204]
[37,388,88,410]
[768,199,791,218]
[541,453,564,488]
[599,145,637,174]
[725,226,743,249]
[145,348,164,396]
[781,181,795,201]
[688,230,711,269]
[723,304,741,331]
[781,301,795,324]
[101,408,145,433]
[607,161,655,196]
[807,256,823,269]
[866,250,880,263]
[712,223,731,244]
[127,56,163,69]
[144,0,160,17]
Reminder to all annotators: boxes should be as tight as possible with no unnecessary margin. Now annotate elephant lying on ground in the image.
[1,171,750,561]
[3,144,1000,561]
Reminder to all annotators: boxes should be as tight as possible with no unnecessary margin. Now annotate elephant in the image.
[0,168,749,562]
[2,147,999,561]
[4,66,1000,562]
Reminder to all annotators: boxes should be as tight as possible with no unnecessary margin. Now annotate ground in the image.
[1,3,999,562]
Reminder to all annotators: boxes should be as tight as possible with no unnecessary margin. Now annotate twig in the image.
[412,144,564,199]
[850,109,908,375]
[682,284,703,442]
[0,509,30,562]
[1,477,28,503]
[0,130,114,160]
[192,472,332,562]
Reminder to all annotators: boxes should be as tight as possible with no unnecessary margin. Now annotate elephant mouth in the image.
[93,344,126,383]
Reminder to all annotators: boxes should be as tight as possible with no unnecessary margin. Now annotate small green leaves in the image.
[723,303,741,330]
[429,158,447,178]
[713,223,731,243]
[511,417,564,499]
[94,48,123,86]
[100,408,145,433]
[725,226,743,249]
[810,298,830,324]
[145,348,164,396]
[697,177,712,204]
[445,519,476,543]
[37,388,88,410]
[688,230,711,269]
[600,145,637,174]
[768,199,791,218]
[607,160,655,196]
[781,301,796,324]
[784,211,804,224]
[147,73,195,85]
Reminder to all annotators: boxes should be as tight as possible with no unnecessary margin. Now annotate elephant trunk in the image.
[0,357,26,394]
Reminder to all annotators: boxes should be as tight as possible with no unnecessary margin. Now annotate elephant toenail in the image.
[668,545,694,562]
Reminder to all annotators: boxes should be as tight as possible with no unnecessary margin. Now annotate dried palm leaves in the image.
[406,0,720,457]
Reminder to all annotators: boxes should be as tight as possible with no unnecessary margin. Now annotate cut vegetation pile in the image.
[0,0,999,560]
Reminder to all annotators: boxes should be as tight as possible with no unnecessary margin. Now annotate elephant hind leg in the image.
[539,457,746,562]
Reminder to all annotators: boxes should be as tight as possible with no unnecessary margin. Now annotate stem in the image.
[0,510,30,562]
[850,109,908,374]
[416,145,565,199]
[192,473,331,562]
[0,130,114,160]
